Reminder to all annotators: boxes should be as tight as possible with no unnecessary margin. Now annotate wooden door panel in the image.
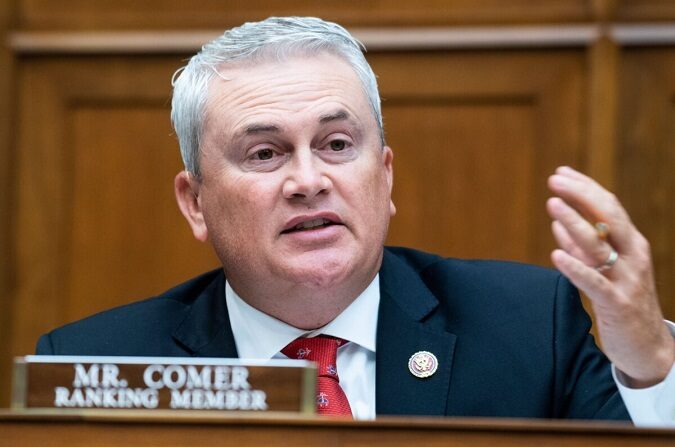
[67,105,216,321]
[385,102,537,261]
[373,51,586,266]
[11,57,220,359]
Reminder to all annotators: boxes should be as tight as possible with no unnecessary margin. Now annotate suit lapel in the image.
[376,249,457,416]
[171,271,239,358]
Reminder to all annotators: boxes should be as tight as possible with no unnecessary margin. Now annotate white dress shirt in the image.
[225,276,675,425]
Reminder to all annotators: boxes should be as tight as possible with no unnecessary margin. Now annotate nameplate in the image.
[12,356,316,414]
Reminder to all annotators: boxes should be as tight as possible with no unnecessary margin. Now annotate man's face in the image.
[177,53,395,302]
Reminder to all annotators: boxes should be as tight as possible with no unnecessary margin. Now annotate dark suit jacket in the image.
[37,247,630,420]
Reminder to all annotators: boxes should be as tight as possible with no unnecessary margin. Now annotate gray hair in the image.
[171,16,384,176]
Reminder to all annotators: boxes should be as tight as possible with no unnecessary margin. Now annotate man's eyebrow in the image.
[234,111,353,139]
[232,123,281,141]
[243,123,280,134]
[319,110,352,124]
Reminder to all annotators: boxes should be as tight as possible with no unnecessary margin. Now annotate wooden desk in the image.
[1,410,674,447]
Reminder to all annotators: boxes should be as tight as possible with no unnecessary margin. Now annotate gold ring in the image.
[595,222,610,240]
[596,248,618,272]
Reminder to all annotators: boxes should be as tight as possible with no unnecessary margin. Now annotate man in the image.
[37,17,675,423]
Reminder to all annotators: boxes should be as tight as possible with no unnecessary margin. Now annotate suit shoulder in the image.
[386,245,560,283]
[385,246,570,316]
[38,269,223,355]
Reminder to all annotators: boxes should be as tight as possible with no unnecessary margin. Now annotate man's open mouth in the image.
[281,218,338,233]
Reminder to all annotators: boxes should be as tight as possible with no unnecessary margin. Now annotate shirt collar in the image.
[225,275,380,359]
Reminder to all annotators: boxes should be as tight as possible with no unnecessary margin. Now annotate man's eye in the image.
[255,148,275,160]
[329,140,346,151]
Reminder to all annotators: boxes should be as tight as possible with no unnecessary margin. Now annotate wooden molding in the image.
[8,31,222,54]
[611,23,675,45]
[8,25,601,55]
[355,26,599,50]
[10,23,675,56]
[8,23,675,56]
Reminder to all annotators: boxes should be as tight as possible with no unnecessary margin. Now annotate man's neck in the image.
[225,267,379,330]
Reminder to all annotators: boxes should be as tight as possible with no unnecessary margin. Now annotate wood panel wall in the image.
[1,1,674,406]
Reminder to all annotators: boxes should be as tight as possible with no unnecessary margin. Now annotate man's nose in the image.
[282,151,332,200]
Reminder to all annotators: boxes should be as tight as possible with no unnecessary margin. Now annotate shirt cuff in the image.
[612,320,675,427]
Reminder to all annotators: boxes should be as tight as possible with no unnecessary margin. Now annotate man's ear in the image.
[174,170,209,242]
[383,145,397,217]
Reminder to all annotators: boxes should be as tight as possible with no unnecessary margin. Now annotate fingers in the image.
[550,249,613,306]
[547,166,633,254]
[547,197,618,270]
[547,205,616,282]
[551,220,586,260]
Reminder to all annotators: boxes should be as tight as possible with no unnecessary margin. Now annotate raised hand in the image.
[546,166,674,387]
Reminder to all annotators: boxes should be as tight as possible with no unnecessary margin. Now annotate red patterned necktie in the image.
[281,335,352,417]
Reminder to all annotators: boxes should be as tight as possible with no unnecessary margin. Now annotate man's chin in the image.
[281,263,351,289]
[275,253,355,289]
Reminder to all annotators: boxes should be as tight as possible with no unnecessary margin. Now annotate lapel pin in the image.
[408,351,438,378]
